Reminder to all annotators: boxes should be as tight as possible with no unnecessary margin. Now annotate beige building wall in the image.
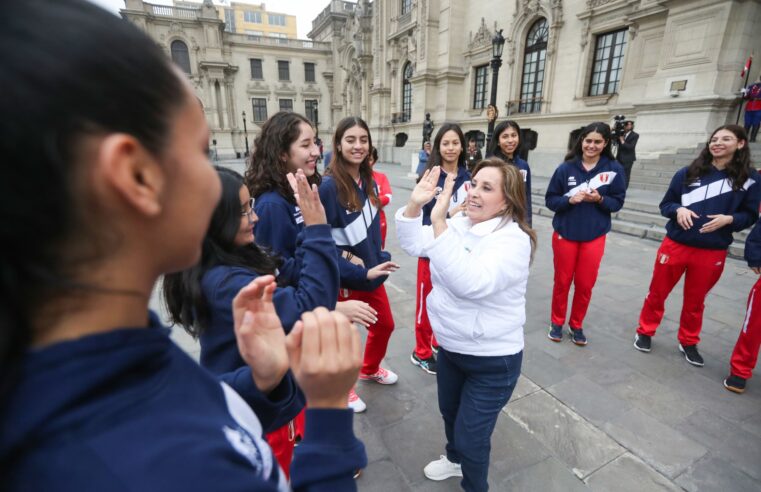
[175,0,297,38]
[123,0,330,159]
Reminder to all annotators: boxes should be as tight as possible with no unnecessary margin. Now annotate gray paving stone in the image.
[672,408,742,451]
[521,348,578,389]
[545,374,631,427]
[585,453,681,492]
[664,369,761,423]
[505,391,625,479]
[510,374,542,401]
[603,408,707,479]
[713,427,761,481]
[497,456,592,492]
[675,455,761,492]
[742,411,761,438]
[380,413,449,486]
[357,458,412,492]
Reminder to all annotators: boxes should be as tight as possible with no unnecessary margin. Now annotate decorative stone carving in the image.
[580,18,590,48]
[468,18,493,51]
[169,21,182,34]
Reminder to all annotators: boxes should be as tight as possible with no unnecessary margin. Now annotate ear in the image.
[97,134,164,217]
[737,139,746,150]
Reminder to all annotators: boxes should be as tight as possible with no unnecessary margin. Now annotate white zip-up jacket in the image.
[395,207,530,356]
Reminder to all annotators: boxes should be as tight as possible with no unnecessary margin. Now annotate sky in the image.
[87,0,330,39]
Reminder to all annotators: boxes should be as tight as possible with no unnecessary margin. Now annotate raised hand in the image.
[336,300,378,328]
[430,171,456,225]
[367,261,400,280]
[404,166,442,217]
[285,308,362,409]
[288,169,326,226]
[232,275,289,393]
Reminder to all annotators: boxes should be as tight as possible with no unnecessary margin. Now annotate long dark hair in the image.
[245,111,320,203]
[326,117,379,211]
[426,122,467,172]
[564,121,616,162]
[163,167,279,337]
[0,0,186,396]
[685,125,752,190]
[488,120,522,163]
[472,159,537,263]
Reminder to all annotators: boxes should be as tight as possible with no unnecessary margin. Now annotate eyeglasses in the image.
[241,197,255,217]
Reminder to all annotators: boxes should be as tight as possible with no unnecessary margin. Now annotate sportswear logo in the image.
[568,177,577,186]
[689,181,701,187]
[520,169,528,182]
[599,173,609,184]
[659,254,670,264]
[715,261,723,266]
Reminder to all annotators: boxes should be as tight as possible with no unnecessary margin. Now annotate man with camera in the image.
[617,120,639,189]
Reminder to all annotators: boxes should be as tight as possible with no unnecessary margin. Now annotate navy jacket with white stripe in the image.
[319,176,391,291]
[660,166,760,250]
[545,156,627,242]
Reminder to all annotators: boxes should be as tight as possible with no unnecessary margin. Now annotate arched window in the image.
[171,40,191,74]
[519,18,548,113]
[401,62,413,122]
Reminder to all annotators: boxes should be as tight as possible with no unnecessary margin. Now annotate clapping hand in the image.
[569,190,586,205]
[404,166,442,217]
[232,275,289,393]
[367,261,400,280]
[430,171,455,225]
[287,169,327,226]
[285,308,362,409]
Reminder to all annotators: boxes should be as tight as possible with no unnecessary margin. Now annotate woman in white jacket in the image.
[395,159,535,491]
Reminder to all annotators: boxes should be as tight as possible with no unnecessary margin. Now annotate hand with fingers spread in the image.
[404,166,442,217]
[367,260,400,280]
[700,214,733,233]
[676,207,699,230]
[287,169,327,226]
[336,300,378,328]
[232,275,289,393]
[285,308,363,409]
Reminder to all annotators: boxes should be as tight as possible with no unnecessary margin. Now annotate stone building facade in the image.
[122,0,331,159]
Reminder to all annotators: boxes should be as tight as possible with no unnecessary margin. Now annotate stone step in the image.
[614,208,669,228]
[631,168,678,179]
[635,161,684,173]
[628,182,670,193]
[629,174,674,186]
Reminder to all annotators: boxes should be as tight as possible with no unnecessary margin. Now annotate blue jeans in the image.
[437,348,523,492]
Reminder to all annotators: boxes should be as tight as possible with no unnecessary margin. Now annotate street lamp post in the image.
[241,110,250,157]
[486,29,506,149]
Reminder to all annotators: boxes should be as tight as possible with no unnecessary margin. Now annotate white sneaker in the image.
[423,455,462,481]
[358,366,398,385]
[348,388,366,413]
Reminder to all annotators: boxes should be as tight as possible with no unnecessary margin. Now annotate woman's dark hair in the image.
[488,120,522,163]
[0,0,186,396]
[245,111,320,202]
[426,123,467,172]
[564,121,615,162]
[370,146,379,163]
[326,117,379,211]
[685,125,751,190]
[163,167,279,337]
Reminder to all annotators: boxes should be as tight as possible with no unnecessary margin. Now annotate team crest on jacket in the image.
[599,173,610,184]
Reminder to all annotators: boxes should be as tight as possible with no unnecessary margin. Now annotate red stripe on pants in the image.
[636,237,727,346]
[380,210,387,249]
[551,232,606,329]
[414,258,438,359]
[340,284,395,375]
[730,277,761,379]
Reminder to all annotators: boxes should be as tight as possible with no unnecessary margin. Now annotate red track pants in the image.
[265,409,305,478]
[551,232,606,329]
[413,258,438,360]
[340,284,395,375]
[730,277,761,379]
[636,237,727,346]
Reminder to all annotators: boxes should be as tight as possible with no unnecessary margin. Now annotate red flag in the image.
[741,55,753,78]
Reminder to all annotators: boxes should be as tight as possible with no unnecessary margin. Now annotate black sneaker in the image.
[634,333,651,352]
[678,344,704,367]
[410,352,437,375]
[570,328,588,346]
[723,374,747,394]
[548,323,563,342]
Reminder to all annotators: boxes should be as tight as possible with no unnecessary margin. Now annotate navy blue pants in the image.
[437,347,523,492]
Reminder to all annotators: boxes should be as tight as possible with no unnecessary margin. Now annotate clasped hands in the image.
[569,188,603,205]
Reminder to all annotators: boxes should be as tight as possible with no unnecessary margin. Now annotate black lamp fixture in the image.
[241,110,249,157]
[486,28,506,148]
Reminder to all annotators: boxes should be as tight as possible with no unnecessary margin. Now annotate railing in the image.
[228,33,329,50]
[150,4,198,20]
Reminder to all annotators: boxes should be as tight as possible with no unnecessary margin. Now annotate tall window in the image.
[473,65,488,109]
[224,8,235,32]
[304,62,316,82]
[268,14,286,26]
[519,18,548,113]
[244,10,261,23]
[250,59,263,79]
[305,99,318,124]
[279,99,293,112]
[589,29,627,96]
[401,62,413,122]
[401,0,412,15]
[277,61,290,81]
[170,40,191,74]
[252,98,267,122]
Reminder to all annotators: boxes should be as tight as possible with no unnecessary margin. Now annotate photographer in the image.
[617,120,639,188]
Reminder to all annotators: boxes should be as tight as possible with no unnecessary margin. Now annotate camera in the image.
[611,115,627,138]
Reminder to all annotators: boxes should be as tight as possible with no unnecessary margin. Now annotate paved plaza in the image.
[154,161,761,492]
